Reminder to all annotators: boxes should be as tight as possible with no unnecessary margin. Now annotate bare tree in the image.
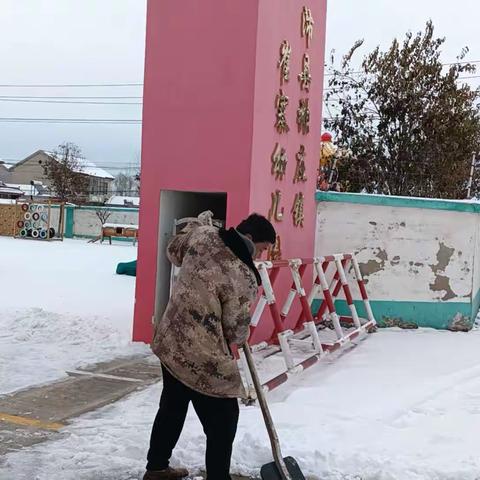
[43,142,89,202]
[134,167,140,195]
[95,209,112,227]
[113,153,141,196]
[114,172,139,196]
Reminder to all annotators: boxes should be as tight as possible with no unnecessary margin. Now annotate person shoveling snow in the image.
[143,213,276,480]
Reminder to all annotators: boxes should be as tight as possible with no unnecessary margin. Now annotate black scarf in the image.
[218,227,261,286]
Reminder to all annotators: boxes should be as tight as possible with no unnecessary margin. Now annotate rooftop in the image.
[0,161,15,170]
[0,182,23,198]
[43,151,114,180]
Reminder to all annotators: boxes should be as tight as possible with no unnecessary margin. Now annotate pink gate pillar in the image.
[133,0,327,343]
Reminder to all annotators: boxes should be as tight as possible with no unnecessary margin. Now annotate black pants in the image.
[146,365,240,480]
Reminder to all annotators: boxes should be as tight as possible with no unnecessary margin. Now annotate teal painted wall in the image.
[64,206,74,238]
[471,289,480,323]
[311,298,474,330]
[50,205,138,240]
[316,191,480,213]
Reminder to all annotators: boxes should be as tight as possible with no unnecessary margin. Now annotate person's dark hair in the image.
[236,213,276,244]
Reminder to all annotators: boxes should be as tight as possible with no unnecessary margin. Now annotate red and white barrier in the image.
[240,253,376,398]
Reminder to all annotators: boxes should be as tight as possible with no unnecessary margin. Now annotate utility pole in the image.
[467,153,476,199]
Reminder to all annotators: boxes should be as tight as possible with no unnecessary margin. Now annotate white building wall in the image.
[72,208,138,237]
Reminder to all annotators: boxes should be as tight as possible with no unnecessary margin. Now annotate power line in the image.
[1,160,140,169]
[1,157,138,163]
[0,117,141,124]
[0,83,142,88]
[4,162,140,167]
[18,166,138,171]
[323,73,480,93]
[0,95,143,99]
[1,155,140,164]
[6,162,140,168]
[92,167,140,170]
[0,98,142,105]
[443,60,480,66]
[1,61,478,87]
[459,75,480,80]
[324,60,480,78]
[324,74,480,88]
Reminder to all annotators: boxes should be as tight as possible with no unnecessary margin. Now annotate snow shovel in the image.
[241,343,306,480]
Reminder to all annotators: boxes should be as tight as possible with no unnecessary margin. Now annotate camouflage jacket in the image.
[152,224,258,398]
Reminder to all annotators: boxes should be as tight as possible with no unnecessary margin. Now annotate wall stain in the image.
[358,248,388,284]
[381,317,418,329]
[430,275,456,301]
[390,255,400,266]
[430,242,455,275]
[448,313,473,332]
[461,261,471,274]
[408,260,424,275]
[377,249,388,262]
[429,242,457,300]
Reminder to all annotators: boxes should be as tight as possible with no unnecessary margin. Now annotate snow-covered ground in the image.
[3,236,480,479]
[4,328,480,480]
[0,236,149,394]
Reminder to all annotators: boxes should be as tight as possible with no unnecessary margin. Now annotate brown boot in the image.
[143,467,189,480]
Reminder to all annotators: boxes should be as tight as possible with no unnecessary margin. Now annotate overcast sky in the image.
[0,0,478,173]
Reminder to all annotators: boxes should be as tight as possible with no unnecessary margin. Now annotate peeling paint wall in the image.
[315,197,479,330]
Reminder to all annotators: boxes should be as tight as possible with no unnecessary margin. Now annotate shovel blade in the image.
[260,456,306,480]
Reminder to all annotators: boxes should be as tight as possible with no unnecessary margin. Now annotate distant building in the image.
[106,195,140,208]
[5,181,52,200]
[0,182,23,200]
[8,150,114,203]
[0,161,14,182]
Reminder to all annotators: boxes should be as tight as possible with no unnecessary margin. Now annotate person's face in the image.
[253,241,270,259]
[244,234,271,259]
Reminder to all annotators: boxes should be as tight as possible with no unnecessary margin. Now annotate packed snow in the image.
[4,327,480,479]
[2,236,480,479]
[0,236,149,394]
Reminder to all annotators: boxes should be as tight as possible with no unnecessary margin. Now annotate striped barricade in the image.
[240,253,377,398]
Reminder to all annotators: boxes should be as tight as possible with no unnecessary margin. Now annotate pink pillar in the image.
[134,0,327,343]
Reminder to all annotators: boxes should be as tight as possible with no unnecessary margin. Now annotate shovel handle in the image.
[241,343,292,480]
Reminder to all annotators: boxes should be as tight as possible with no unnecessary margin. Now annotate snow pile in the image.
[0,237,149,394]
[4,328,480,479]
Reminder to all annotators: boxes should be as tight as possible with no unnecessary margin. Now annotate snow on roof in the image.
[6,183,40,196]
[0,162,14,170]
[75,158,114,180]
[103,222,139,229]
[44,150,114,180]
[106,195,140,207]
[0,183,23,196]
